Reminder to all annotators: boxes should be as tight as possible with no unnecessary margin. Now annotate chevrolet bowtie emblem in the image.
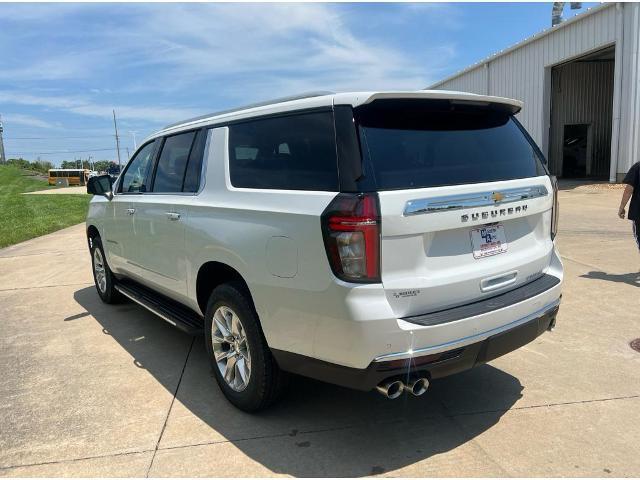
[492,192,504,203]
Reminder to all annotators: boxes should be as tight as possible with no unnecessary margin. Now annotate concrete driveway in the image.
[1,185,639,477]
[23,186,89,195]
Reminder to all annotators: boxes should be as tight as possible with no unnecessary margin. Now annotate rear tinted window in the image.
[228,111,339,191]
[356,101,546,190]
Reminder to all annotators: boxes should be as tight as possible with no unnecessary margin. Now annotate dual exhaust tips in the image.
[376,377,429,399]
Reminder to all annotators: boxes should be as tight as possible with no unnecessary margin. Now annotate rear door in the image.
[130,129,206,300]
[352,99,554,318]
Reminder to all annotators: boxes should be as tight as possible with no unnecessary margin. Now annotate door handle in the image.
[166,212,181,221]
[126,208,136,215]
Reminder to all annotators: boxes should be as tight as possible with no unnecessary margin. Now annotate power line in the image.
[4,135,115,140]
[6,147,117,155]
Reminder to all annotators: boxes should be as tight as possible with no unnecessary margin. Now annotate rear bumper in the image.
[272,299,559,391]
[303,245,564,370]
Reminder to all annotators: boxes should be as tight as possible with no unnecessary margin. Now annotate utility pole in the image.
[113,109,122,171]
[126,147,130,160]
[130,131,138,150]
[0,114,6,164]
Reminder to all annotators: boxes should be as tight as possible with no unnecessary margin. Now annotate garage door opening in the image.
[549,46,615,179]
[562,124,591,178]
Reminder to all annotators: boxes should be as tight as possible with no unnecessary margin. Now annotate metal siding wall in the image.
[549,61,615,177]
[434,4,619,156]
[617,3,640,179]
[437,67,487,94]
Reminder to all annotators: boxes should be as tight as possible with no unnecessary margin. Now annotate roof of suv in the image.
[152,90,523,140]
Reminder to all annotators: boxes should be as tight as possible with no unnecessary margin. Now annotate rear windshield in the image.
[355,100,547,191]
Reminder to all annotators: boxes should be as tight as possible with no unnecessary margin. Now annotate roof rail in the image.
[162,91,335,130]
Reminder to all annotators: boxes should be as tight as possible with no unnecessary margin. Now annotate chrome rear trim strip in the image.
[373,298,560,363]
[403,185,549,217]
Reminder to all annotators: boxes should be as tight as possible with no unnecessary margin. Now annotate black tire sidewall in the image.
[204,283,272,412]
[90,236,119,303]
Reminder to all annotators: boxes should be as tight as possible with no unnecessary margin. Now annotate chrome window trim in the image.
[403,184,549,217]
[113,129,211,197]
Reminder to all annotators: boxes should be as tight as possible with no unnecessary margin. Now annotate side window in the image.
[228,111,339,191]
[119,141,156,193]
[182,129,207,193]
[152,131,196,193]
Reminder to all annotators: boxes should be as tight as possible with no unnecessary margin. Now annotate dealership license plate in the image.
[470,225,508,259]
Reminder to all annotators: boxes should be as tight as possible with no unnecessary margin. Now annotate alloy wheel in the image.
[211,305,252,392]
[93,248,107,294]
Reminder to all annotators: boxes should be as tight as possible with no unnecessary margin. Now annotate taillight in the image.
[551,175,559,240]
[321,193,381,283]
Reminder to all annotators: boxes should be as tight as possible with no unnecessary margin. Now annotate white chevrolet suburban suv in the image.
[86,91,562,412]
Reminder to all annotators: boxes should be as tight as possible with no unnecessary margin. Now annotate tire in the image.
[204,282,288,412]
[90,235,122,304]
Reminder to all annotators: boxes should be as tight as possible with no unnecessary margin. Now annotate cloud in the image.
[117,3,455,94]
[2,4,457,90]
[400,3,463,28]
[0,3,459,130]
[0,91,201,125]
[2,113,57,129]
[0,51,107,82]
[0,3,88,22]
[69,103,202,125]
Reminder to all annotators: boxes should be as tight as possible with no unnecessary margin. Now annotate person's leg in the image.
[634,220,640,252]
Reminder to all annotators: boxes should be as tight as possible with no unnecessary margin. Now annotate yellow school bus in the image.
[48,169,90,186]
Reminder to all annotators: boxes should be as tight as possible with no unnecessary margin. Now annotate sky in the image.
[0,2,597,165]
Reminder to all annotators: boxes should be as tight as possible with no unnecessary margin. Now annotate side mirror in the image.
[87,174,113,199]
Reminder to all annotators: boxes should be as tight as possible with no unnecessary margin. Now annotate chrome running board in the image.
[115,280,203,335]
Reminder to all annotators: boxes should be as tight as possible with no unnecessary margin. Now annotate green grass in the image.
[0,166,91,248]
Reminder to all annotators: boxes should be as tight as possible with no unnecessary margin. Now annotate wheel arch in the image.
[196,261,255,317]
[86,224,101,248]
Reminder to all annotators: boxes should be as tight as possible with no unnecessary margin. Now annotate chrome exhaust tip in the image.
[376,379,404,399]
[405,377,429,396]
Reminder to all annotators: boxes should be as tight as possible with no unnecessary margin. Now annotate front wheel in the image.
[90,236,122,304]
[204,282,287,412]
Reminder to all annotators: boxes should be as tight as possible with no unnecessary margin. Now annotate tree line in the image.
[59,160,119,173]
[5,158,119,174]
[5,158,54,174]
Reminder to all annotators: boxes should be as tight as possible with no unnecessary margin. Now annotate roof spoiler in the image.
[359,92,522,115]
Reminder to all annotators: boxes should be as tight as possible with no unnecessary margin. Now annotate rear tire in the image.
[204,282,287,412]
[90,235,122,304]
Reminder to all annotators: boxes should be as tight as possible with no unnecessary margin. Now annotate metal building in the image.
[429,3,640,182]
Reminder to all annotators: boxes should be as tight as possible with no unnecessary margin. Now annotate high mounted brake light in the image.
[551,175,559,240]
[321,193,381,283]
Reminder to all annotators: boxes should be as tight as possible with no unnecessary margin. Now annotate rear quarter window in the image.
[152,131,196,193]
[228,111,339,191]
[355,100,547,191]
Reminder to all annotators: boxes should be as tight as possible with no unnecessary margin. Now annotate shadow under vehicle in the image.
[74,286,525,476]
